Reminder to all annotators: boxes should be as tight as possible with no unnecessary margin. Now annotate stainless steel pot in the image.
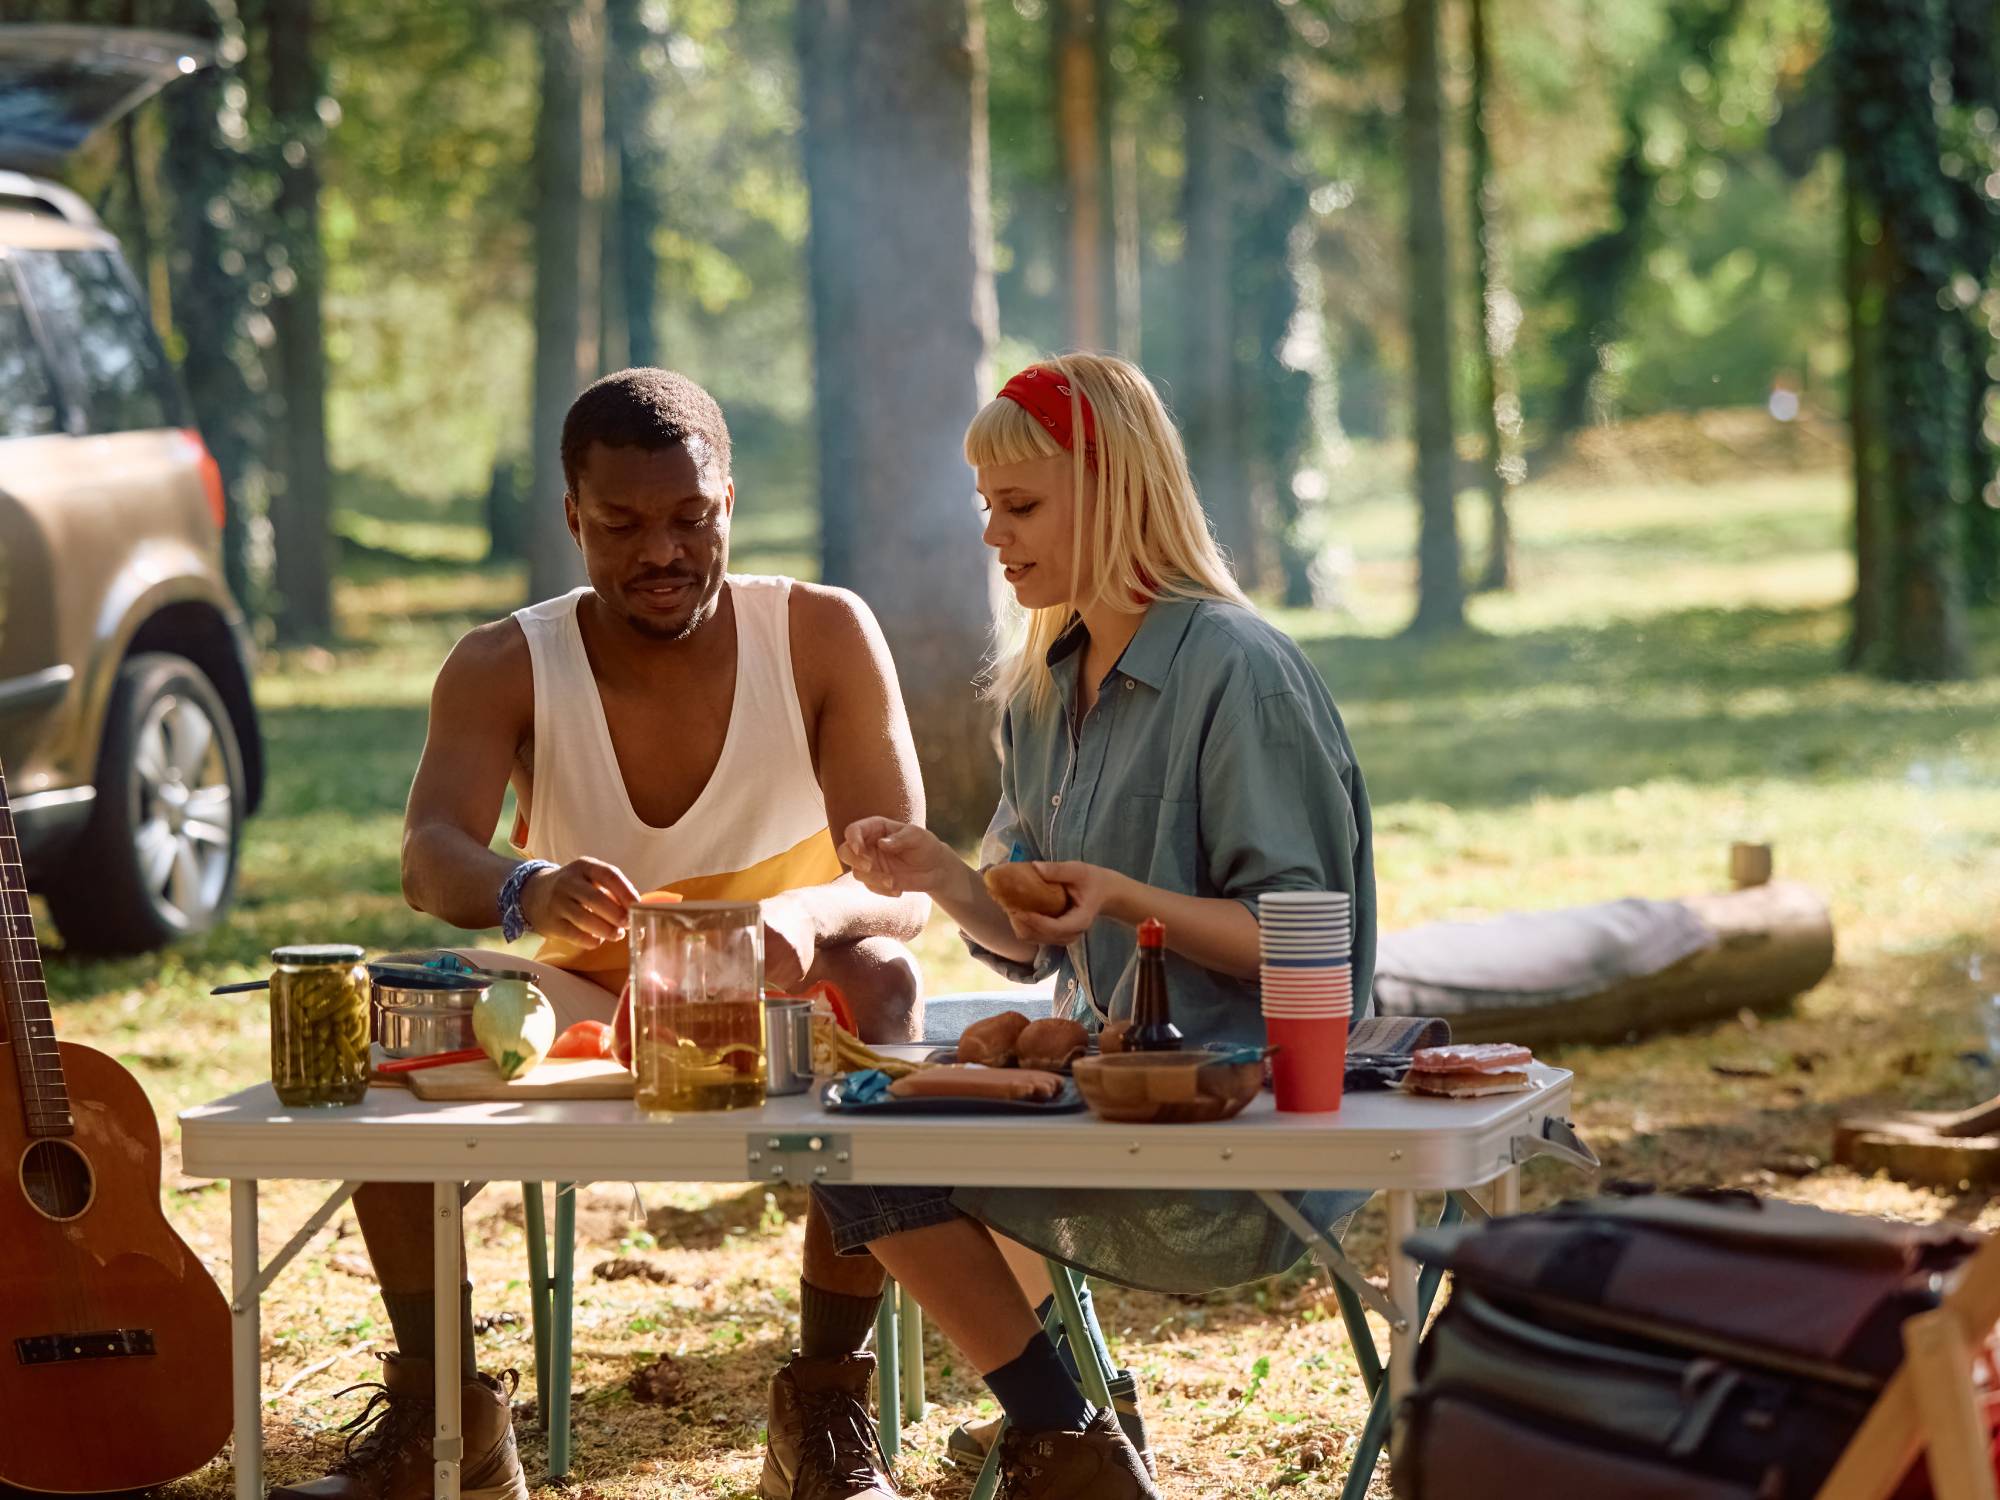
[764,998,814,1096]
[372,966,489,1059]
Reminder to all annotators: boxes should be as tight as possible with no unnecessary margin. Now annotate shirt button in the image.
[1125,680,1135,691]
[1051,793,1062,807]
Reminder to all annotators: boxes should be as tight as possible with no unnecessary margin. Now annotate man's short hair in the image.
[560,368,732,493]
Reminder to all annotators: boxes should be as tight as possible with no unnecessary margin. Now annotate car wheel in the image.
[44,652,246,954]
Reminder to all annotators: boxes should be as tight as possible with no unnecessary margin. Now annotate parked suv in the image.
[0,26,262,953]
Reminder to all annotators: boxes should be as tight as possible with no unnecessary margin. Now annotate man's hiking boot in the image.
[947,1368,1152,1475]
[761,1350,900,1499]
[995,1407,1162,1500]
[269,1353,527,1500]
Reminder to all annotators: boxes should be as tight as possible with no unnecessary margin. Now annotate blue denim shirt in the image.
[969,595,1376,1044]
[952,595,1379,1292]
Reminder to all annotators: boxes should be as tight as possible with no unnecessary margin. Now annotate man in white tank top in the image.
[276,372,924,1500]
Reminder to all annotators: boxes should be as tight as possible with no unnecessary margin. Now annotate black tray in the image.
[821,1074,1088,1115]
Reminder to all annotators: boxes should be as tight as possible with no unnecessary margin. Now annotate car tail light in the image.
[178,428,227,532]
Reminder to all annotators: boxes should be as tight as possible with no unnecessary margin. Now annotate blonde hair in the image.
[967,352,1247,713]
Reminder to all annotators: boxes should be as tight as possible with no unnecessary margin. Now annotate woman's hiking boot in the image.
[761,1351,900,1499]
[948,1369,1151,1475]
[269,1353,527,1500]
[995,1407,1162,1500]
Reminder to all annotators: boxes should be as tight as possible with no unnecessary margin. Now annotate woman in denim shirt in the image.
[832,353,1374,1499]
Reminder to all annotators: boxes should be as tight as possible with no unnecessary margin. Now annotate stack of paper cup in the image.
[1259,891,1353,1113]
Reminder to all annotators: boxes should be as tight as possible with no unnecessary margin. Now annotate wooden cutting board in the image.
[400,1057,635,1102]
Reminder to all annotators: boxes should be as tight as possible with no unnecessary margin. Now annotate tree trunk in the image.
[1950,0,2000,606]
[606,0,662,371]
[797,0,998,840]
[1841,167,1885,668]
[1053,0,1114,349]
[1111,122,1142,358]
[158,0,266,611]
[1234,0,1313,605]
[528,0,606,604]
[1467,0,1515,593]
[1401,0,1464,635]
[1175,0,1252,578]
[264,0,335,642]
[1832,0,1971,680]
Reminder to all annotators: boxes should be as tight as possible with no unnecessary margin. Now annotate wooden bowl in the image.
[1072,1050,1264,1124]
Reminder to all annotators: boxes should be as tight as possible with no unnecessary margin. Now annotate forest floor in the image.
[47,462,2000,1498]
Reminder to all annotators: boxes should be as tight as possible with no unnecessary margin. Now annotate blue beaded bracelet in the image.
[498,859,557,942]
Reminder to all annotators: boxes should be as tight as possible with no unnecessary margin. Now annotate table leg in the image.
[231,1179,261,1500]
[549,1183,576,1480]
[1386,1190,1418,1404]
[1496,1165,1521,1216]
[434,1182,463,1500]
[522,1183,550,1433]
[876,1282,901,1459]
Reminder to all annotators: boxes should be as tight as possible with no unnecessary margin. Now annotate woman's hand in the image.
[839,818,963,898]
[1006,861,1134,946]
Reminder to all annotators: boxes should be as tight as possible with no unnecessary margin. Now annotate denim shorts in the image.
[811,1183,965,1255]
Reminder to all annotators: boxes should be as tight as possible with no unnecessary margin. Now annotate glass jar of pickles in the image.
[269,944,370,1106]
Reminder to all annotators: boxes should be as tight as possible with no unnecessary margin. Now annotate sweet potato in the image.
[955,1009,1032,1066]
[1014,1016,1089,1071]
[983,862,1070,918]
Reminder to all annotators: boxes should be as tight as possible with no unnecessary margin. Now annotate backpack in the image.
[1391,1189,1982,1500]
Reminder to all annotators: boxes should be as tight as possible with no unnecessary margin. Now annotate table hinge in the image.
[747,1132,853,1183]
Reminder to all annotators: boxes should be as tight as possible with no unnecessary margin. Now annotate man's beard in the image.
[621,575,719,641]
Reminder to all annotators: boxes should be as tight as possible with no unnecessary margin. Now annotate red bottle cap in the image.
[1138,918,1165,948]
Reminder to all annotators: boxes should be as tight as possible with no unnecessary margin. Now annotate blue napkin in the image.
[841,1069,895,1104]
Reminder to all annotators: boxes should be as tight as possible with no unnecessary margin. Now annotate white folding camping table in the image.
[180,1062,1584,1499]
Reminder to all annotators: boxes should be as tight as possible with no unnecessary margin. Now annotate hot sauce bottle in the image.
[1126,918,1183,1053]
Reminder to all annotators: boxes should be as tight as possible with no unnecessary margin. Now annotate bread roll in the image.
[984,862,1070,918]
[1015,1017,1089,1071]
[1407,1070,1532,1097]
[956,1009,1032,1066]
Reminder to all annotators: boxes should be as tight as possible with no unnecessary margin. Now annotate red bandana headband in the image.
[998,365,1098,466]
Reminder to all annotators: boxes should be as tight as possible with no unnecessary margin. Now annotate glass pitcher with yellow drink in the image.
[629,900,766,1112]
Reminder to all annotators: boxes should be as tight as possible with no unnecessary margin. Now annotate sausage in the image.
[890,1066,1064,1102]
[956,1010,1032,1066]
[1014,1017,1089,1071]
[984,862,1070,918]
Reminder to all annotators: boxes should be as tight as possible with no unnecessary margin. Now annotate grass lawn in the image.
[42,464,2000,1497]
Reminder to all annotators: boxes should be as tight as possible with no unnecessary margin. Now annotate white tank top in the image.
[511,577,842,977]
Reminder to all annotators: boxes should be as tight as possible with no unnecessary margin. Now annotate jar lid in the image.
[271,944,365,966]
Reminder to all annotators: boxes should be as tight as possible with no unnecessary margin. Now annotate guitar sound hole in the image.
[20,1139,93,1220]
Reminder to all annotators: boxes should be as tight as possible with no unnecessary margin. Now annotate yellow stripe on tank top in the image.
[532,827,845,979]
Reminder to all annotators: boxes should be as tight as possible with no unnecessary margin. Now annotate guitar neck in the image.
[0,765,70,1137]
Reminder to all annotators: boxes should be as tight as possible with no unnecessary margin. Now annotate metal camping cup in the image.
[763,998,814,1096]
[629,900,766,1113]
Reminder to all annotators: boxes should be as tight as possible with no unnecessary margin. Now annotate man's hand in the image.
[520,858,641,947]
[762,891,818,992]
[839,817,962,898]
[1006,861,1135,947]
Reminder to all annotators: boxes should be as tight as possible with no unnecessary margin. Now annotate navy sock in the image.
[983,1330,1091,1434]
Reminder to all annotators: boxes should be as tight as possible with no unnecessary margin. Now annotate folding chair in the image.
[1815,1234,2000,1500]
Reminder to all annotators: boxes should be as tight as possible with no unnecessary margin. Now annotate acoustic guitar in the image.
[0,759,231,1491]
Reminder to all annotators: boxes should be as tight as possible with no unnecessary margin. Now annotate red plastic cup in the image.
[1266,1013,1348,1113]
